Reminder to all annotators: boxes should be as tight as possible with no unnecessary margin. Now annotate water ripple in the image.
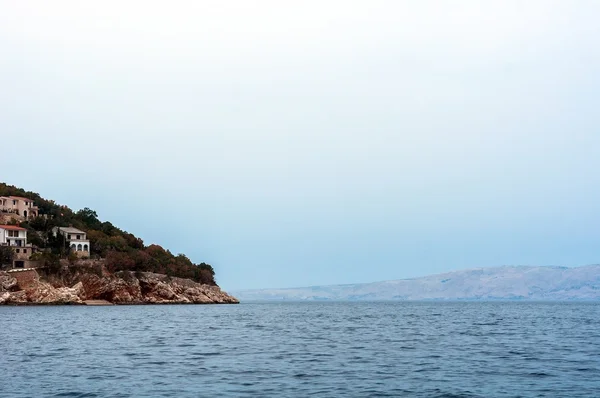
[1,302,600,397]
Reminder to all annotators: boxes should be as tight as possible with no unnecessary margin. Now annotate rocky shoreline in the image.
[0,267,239,305]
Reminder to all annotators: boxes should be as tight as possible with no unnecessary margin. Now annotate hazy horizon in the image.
[234,263,600,290]
[2,1,600,290]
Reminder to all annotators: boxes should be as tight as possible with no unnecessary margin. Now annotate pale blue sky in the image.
[1,1,599,290]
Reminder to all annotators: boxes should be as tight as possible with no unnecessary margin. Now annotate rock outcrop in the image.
[77,271,239,304]
[0,269,239,305]
[0,272,18,292]
[25,281,85,305]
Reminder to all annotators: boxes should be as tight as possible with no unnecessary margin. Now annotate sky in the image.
[1,1,600,290]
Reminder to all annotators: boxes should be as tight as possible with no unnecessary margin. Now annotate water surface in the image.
[2,302,599,397]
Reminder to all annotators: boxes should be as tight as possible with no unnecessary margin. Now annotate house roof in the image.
[0,225,26,231]
[57,227,86,234]
[0,196,34,202]
[9,196,34,202]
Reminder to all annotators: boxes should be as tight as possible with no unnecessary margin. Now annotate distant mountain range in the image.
[233,265,600,301]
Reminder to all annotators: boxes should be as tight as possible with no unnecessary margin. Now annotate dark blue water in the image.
[1,302,600,397]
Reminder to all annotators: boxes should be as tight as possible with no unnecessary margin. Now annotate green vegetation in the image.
[0,183,216,285]
[0,246,14,267]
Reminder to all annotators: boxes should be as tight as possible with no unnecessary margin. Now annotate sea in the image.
[1,302,599,397]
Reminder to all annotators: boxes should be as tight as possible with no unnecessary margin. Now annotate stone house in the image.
[52,227,90,258]
[0,196,39,220]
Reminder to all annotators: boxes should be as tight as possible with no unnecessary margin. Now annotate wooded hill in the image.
[0,183,216,285]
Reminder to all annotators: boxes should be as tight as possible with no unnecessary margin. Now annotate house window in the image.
[15,249,20,253]
[83,244,89,252]
[76,235,81,240]
[13,200,16,205]
[23,249,27,254]
[77,244,82,251]
[67,234,71,239]
[71,244,76,250]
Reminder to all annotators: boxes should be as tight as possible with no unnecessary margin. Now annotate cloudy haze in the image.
[1,1,599,290]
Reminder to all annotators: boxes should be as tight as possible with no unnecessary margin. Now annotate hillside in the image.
[233,265,600,301]
[0,182,238,304]
[0,182,215,284]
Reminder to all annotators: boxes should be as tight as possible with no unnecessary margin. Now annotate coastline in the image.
[0,268,239,306]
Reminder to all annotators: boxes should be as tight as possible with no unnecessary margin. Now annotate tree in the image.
[47,229,68,256]
[27,216,48,231]
[197,262,215,275]
[75,207,101,229]
[0,246,14,268]
[26,229,46,248]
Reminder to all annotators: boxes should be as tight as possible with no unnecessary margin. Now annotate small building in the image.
[0,225,36,268]
[52,227,90,258]
[0,196,40,220]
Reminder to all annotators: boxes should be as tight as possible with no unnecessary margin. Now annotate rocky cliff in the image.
[0,267,239,305]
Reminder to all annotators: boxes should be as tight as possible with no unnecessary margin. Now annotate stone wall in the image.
[22,260,43,269]
[75,250,91,258]
[0,213,23,224]
[14,248,34,261]
[10,269,39,289]
[12,259,43,269]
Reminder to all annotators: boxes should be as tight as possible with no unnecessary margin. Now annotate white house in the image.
[0,225,35,267]
[52,227,90,258]
[0,225,27,247]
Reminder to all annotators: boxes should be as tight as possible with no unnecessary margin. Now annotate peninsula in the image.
[0,183,238,305]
